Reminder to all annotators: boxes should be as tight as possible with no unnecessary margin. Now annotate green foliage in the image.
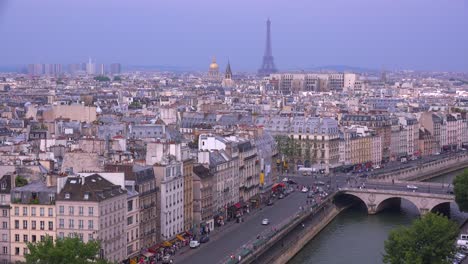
[128,101,142,109]
[15,176,28,187]
[383,213,458,264]
[454,169,468,212]
[113,76,122,81]
[25,236,112,264]
[94,75,111,82]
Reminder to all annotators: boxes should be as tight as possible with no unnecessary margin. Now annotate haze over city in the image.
[1,0,467,71]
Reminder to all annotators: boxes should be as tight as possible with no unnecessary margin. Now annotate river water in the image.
[289,169,468,264]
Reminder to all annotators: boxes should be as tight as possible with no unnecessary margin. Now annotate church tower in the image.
[222,60,235,88]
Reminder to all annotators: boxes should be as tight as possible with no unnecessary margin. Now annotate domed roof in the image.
[209,57,219,70]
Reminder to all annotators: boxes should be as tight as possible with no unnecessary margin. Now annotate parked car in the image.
[301,187,308,193]
[315,181,326,186]
[262,218,270,225]
[162,255,172,264]
[287,179,298,185]
[200,235,210,243]
[190,240,200,248]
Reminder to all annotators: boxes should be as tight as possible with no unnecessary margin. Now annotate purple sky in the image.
[0,0,467,72]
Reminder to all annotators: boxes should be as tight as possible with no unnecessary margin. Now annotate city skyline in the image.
[0,0,467,72]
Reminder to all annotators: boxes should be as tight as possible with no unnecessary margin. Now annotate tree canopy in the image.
[94,75,111,82]
[25,236,112,264]
[454,169,468,212]
[383,212,458,264]
[15,175,28,187]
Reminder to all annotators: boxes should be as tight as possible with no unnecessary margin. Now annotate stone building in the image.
[56,174,127,263]
[0,175,11,264]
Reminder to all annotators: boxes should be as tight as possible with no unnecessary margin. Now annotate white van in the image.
[190,240,200,248]
[457,234,468,246]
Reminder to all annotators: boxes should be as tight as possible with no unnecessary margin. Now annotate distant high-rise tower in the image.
[110,63,122,75]
[258,18,277,76]
[86,57,96,75]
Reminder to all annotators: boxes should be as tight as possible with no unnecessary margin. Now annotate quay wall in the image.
[374,154,468,182]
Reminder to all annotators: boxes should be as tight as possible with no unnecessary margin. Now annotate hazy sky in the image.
[1,0,467,72]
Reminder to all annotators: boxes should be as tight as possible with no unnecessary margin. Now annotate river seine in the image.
[289,169,468,264]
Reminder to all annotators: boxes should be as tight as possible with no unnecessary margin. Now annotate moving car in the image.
[190,240,200,248]
[262,218,270,225]
[301,187,308,193]
[162,255,172,264]
[406,184,418,190]
[200,235,210,243]
[267,200,274,206]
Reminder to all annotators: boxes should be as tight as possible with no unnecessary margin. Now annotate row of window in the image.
[13,207,53,217]
[14,234,47,243]
[14,220,52,230]
[58,206,93,216]
[58,219,93,230]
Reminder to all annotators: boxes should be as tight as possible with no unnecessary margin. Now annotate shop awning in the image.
[142,252,154,258]
[162,241,172,247]
[176,235,185,241]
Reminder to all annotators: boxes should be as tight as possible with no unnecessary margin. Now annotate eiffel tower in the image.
[258,18,278,76]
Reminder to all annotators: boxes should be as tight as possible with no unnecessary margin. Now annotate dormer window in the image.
[84,193,89,200]
[65,193,70,199]
[0,182,6,190]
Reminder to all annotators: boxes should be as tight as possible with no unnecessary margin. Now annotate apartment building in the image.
[10,180,56,263]
[56,174,127,263]
[0,175,11,264]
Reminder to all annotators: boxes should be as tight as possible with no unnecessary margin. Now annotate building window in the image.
[69,219,74,229]
[23,235,28,242]
[48,221,53,231]
[23,248,28,255]
[14,220,19,229]
[23,220,27,229]
[31,207,36,216]
[65,193,70,199]
[128,200,133,212]
[79,206,84,216]
[14,234,19,242]
[22,207,27,216]
[1,210,7,217]
[59,219,64,228]
[58,232,64,239]
[69,206,74,215]
[32,221,36,230]
[40,235,45,242]
[15,247,19,255]
[1,234,6,242]
[2,246,7,255]
[78,220,83,229]
[40,207,44,217]
[2,222,6,229]
[0,182,6,190]
[84,193,89,200]
[59,206,64,215]
[48,208,53,217]
[40,221,44,230]
[32,235,36,242]
[88,207,94,216]
[127,216,133,226]
[88,220,93,230]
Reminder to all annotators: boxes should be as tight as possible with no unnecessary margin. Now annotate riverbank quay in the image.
[256,202,350,264]
[219,194,337,264]
[372,152,468,182]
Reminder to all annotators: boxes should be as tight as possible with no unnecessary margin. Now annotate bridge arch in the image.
[334,192,368,209]
[429,202,451,216]
[375,197,420,215]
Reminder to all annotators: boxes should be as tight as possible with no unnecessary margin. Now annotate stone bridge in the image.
[338,187,455,215]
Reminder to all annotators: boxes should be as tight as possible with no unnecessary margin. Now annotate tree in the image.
[94,75,111,82]
[383,213,458,264]
[113,76,122,82]
[454,169,468,212]
[25,236,112,264]
[15,176,28,187]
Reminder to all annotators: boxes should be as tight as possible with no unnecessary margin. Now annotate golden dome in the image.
[209,57,219,70]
